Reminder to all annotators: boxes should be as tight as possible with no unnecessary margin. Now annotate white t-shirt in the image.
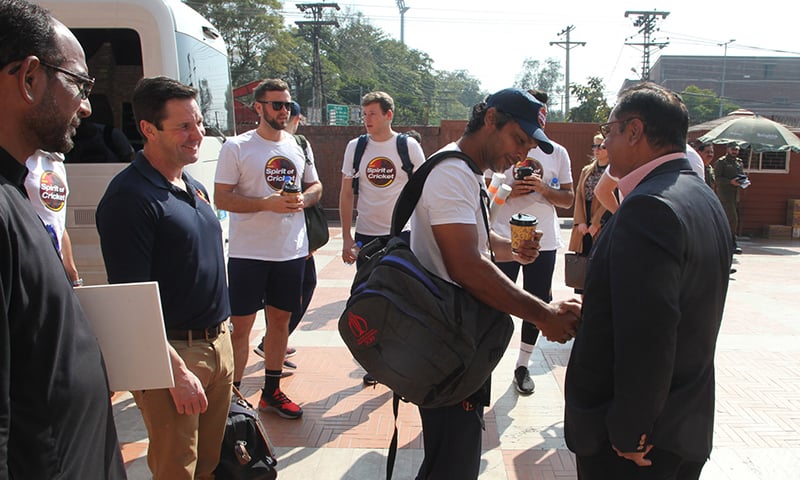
[341,132,426,236]
[410,143,489,285]
[24,150,68,252]
[489,142,573,251]
[215,130,320,261]
[685,144,705,177]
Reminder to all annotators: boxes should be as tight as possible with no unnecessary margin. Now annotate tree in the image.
[514,57,564,120]
[568,77,611,123]
[682,85,741,125]
[188,0,286,88]
[432,70,487,123]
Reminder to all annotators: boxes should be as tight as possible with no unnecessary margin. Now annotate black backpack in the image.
[338,150,514,408]
[215,387,277,480]
[351,133,413,195]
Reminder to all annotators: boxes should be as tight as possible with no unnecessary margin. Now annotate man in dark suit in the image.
[564,82,732,480]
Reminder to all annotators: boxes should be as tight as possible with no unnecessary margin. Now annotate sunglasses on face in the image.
[256,100,292,111]
[591,144,606,149]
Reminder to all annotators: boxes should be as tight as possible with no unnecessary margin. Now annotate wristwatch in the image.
[72,278,84,287]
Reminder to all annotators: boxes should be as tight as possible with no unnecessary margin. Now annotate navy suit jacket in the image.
[564,158,732,461]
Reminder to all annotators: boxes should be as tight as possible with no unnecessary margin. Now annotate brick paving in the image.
[115,224,800,479]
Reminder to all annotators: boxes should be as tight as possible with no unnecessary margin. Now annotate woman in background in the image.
[568,133,614,292]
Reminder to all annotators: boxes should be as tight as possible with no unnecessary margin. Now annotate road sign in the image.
[327,104,349,126]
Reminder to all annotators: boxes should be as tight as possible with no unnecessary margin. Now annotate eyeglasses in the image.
[599,117,642,138]
[39,60,94,100]
[591,144,606,149]
[255,100,292,111]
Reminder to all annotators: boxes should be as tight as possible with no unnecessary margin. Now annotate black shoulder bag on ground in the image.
[294,134,329,252]
[214,386,278,480]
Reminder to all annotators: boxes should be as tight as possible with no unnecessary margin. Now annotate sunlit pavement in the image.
[115,222,800,479]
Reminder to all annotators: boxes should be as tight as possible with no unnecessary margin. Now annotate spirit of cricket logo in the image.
[347,312,378,346]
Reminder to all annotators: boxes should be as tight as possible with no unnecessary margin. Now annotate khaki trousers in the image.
[133,326,234,480]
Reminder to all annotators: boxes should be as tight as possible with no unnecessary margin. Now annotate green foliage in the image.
[514,57,564,105]
[681,85,741,125]
[568,77,611,123]
[187,0,285,87]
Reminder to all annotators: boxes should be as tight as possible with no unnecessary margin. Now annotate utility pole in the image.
[718,39,735,117]
[296,2,340,125]
[550,25,585,117]
[624,10,669,81]
[396,0,410,44]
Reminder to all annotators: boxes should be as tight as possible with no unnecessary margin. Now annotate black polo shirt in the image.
[96,151,230,330]
[0,147,125,478]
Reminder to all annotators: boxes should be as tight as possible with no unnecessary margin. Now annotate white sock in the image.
[516,342,535,369]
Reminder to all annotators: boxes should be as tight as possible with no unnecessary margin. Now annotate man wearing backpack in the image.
[409,88,581,479]
[338,91,426,386]
[214,79,322,420]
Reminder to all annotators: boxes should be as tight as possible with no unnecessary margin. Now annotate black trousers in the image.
[576,445,705,480]
[416,400,484,480]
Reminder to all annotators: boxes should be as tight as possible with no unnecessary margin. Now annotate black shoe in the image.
[734,247,743,255]
[253,342,265,359]
[514,366,535,395]
[363,373,378,386]
[283,359,297,370]
[730,268,737,274]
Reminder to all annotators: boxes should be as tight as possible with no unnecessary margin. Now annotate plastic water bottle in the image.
[550,177,560,189]
[281,175,300,221]
[345,241,363,265]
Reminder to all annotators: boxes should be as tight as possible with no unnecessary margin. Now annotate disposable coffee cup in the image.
[509,213,538,252]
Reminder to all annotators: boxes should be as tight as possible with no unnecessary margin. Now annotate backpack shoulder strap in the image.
[351,134,369,194]
[390,150,482,236]
[396,133,414,179]
[293,134,310,165]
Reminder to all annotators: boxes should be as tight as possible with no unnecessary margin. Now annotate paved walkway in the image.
[115,223,800,479]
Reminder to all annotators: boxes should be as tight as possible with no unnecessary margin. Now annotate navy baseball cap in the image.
[486,88,554,154]
[290,101,301,117]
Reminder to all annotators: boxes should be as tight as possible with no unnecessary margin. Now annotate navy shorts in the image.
[227,257,306,316]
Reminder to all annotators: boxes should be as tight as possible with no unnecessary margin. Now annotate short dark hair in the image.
[613,82,687,151]
[361,91,394,114]
[404,129,422,143]
[527,89,549,105]
[132,76,197,136]
[692,140,713,152]
[253,78,289,101]
[0,0,62,69]
[464,101,513,135]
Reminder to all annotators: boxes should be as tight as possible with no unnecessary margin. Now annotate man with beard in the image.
[214,79,322,419]
[0,0,126,477]
[409,88,580,479]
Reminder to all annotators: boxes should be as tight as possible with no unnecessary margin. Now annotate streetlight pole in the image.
[718,39,735,117]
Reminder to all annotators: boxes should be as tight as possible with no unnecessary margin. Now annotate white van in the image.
[39,0,234,285]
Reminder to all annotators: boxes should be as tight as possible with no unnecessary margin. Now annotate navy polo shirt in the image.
[96,152,230,330]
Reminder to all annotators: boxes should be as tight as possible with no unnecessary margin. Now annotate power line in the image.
[624,10,670,81]
[550,25,585,116]
[295,2,341,124]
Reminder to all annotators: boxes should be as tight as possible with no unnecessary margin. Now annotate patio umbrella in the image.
[698,115,800,153]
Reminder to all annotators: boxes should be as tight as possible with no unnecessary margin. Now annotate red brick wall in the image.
[253,122,800,236]
[294,122,601,220]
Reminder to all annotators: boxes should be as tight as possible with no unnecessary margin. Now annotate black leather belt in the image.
[166,322,225,342]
